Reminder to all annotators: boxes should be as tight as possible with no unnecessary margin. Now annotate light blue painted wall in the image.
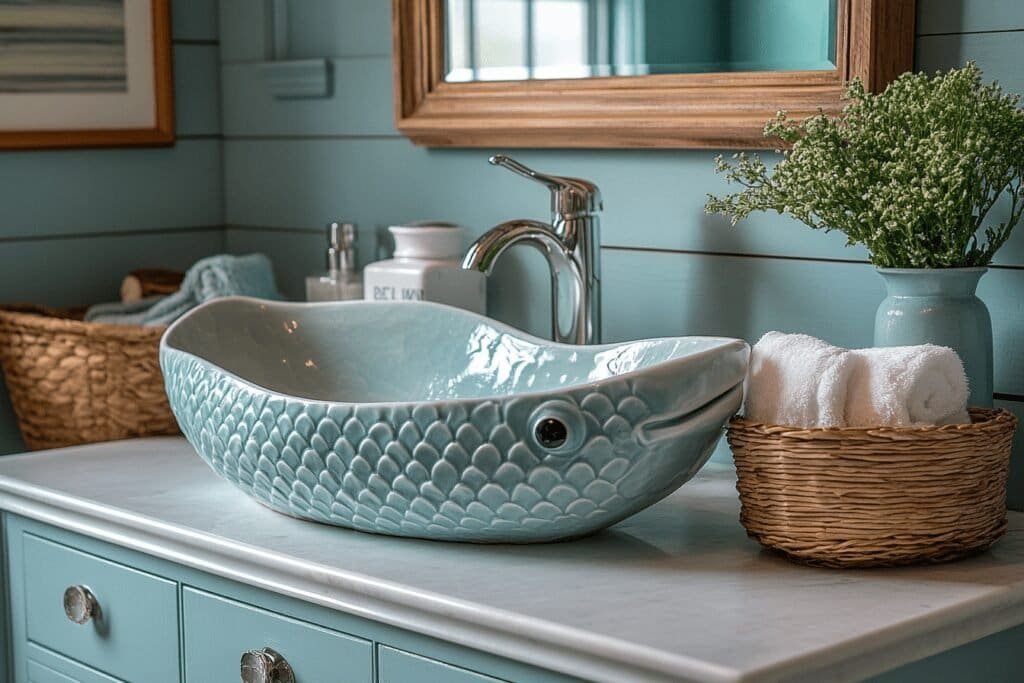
[641,1,727,73]
[2,0,1022,512]
[0,0,225,453]
[728,0,836,71]
[218,0,1024,509]
[629,1,835,75]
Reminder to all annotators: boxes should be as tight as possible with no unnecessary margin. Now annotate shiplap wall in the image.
[2,1,1021,507]
[0,0,225,453]
[219,0,1024,508]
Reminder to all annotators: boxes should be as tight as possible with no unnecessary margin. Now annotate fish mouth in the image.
[635,383,744,446]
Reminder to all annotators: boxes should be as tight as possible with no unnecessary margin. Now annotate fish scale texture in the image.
[163,351,712,542]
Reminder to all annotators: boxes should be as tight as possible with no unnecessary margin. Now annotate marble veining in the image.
[0,440,1022,683]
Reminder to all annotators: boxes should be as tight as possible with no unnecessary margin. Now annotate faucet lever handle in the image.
[489,155,602,217]
[489,155,568,192]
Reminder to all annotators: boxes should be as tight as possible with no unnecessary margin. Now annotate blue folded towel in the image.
[85,253,281,326]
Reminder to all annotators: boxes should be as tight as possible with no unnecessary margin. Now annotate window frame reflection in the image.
[444,0,837,83]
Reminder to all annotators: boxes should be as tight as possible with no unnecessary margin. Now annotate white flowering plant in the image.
[705,63,1024,268]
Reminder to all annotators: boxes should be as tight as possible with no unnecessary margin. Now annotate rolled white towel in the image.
[744,332,855,428]
[846,345,971,427]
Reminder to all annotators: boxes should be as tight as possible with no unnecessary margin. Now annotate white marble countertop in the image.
[0,438,1021,683]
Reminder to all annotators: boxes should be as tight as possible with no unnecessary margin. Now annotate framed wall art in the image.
[0,0,173,149]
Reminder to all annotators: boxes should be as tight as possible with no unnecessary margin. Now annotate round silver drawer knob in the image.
[62,585,99,625]
[240,647,295,683]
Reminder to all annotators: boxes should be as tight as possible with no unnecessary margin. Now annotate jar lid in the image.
[390,222,463,259]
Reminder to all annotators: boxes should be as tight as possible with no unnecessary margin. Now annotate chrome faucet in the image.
[462,155,602,345]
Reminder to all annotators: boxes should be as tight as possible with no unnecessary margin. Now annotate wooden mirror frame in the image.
[393,0,915,149]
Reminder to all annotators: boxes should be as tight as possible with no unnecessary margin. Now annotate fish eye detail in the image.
[529,400,585,454]
[535,418,568,449]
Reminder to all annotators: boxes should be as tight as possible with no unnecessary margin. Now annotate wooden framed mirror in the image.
[393,0,915,148]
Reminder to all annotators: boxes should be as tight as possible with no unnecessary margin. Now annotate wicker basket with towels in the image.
[729,332,1018,568]
[0,305,176,450]
[0,253,280,449]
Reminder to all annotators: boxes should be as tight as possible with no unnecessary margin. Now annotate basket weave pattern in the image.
[728,408,1017,568]
[0,306,179,450]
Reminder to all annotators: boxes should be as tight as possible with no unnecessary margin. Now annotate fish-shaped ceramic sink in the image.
[161,298,749,543]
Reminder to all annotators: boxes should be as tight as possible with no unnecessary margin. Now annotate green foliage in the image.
[705,63,1024,268]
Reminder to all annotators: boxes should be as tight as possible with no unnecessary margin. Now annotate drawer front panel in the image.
[183,587,373,683]
[22,533,179,683]
[378,647,504,683]
[26,643,121,683]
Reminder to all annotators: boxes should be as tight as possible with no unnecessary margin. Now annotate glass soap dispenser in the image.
[306,221,364,302]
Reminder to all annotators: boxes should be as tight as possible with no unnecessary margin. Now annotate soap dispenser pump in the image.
[306,221,364,302]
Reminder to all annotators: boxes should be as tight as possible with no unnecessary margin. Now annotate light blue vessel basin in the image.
[161,298,748,543]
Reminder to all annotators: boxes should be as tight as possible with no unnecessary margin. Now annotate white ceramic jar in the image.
[363,223,486,314]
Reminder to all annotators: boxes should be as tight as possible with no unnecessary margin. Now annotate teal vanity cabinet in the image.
[181,588,374,682]
[4,515,564,683]
[0,439,1023,683]
[15,533,179,682]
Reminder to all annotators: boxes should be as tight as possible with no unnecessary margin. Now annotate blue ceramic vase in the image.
[873,268,993,408]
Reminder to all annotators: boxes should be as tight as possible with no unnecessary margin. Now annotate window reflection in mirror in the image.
[445,0,838,83]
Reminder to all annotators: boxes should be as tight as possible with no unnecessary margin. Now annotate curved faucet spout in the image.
[463,220,588,344]
[463,220,570,276]
[463,155,602,345]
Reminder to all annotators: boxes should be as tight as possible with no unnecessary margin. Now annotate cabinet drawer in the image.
[26,643,121,683]
[22,534,178,683]
[183,587,373,682]
[378,647,503,683]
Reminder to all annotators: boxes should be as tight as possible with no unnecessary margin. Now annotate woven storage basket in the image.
[0,305,179,450]
[728,408,1017,568]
